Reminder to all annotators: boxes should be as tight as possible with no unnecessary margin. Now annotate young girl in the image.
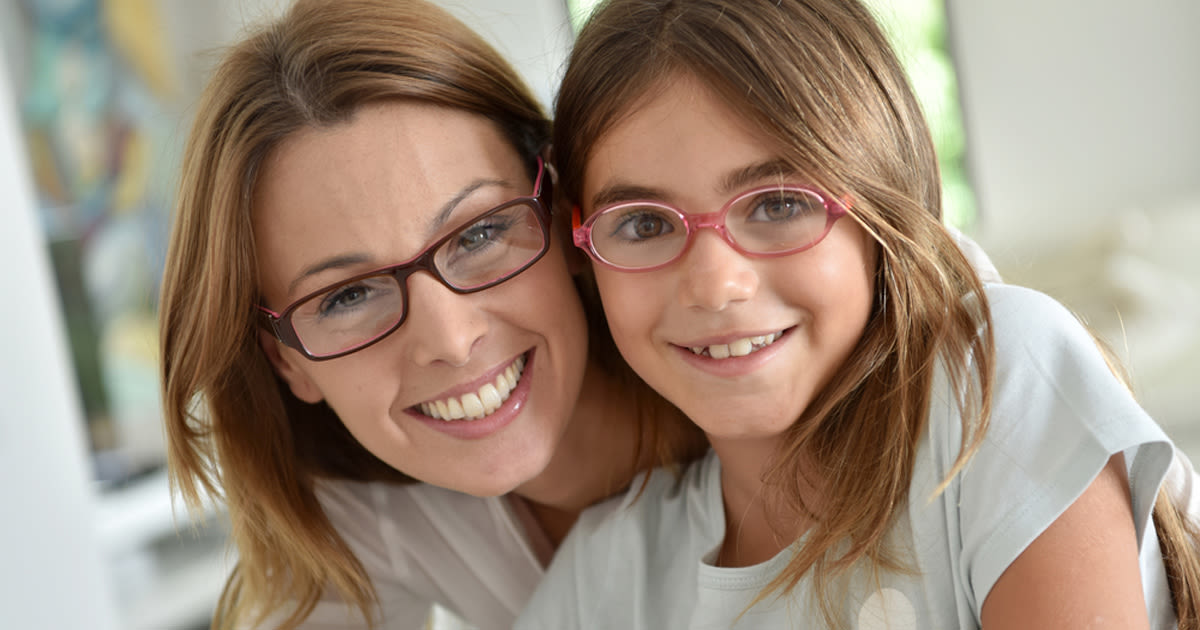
[157,1,711,628]
[515,0,1200,628]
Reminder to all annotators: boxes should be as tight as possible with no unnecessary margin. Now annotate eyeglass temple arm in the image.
[532,155,546,193]
[255,304,289,343]
[571,206,588,248]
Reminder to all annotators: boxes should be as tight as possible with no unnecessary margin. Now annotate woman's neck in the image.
[513,358,646,547]
[711,437,819,567]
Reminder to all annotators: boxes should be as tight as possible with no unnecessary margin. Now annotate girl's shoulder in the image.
[983,283,1092,346]
[978,283,1136,391]
[918,283,1177,619]
[967,282,1167,452]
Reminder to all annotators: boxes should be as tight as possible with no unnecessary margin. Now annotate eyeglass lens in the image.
[588,186,830,269]
[289,201,546,357]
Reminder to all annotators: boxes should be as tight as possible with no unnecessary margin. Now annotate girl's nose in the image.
[677,230,759,311]
[400,272,488,367]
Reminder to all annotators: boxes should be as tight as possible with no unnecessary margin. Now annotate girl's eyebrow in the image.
[589,158,798,209]
[718,158,797,194]
[589,184,667,209]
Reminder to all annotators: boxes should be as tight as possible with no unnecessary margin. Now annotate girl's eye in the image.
[611,209,676,242]
[747,191,823,222]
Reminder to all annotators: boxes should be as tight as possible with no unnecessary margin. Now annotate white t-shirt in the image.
[260,480,546,629]
[515,284,1181,629]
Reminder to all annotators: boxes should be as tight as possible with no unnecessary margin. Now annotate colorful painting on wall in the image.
[16,0,179,486]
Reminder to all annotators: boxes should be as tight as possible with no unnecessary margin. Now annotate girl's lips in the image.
[672,327,794,376]
[673,327,791,359]
[675,328,790,348]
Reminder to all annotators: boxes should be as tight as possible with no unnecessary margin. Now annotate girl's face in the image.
[581,74,877,453]
[253,101,588,497]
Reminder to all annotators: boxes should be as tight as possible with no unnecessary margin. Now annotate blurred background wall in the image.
[948,0,1200,448]
[0,1,1195,628]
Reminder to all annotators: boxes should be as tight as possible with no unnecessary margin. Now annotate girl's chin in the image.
[688,410,799,442]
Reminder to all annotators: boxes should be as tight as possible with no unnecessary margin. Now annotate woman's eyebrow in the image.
[427,177,509,237]
[285,177,513,296]
[288,253,372,297]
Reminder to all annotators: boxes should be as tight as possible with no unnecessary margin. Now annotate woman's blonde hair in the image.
[160,0,705,628]
[556,0,1199,626]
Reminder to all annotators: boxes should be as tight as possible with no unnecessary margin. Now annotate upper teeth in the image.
[418,355,527,421]
[688,332,782,359]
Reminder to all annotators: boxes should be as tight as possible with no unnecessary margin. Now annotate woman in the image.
[158,1,706,628]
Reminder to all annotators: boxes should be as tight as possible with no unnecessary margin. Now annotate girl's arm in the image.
[980,453,1150,629]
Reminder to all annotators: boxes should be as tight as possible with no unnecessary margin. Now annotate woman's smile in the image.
[253,101,590,496]
[415,351,529,421]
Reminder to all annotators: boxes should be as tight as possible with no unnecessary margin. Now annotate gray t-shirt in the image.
[516,284,1178,629]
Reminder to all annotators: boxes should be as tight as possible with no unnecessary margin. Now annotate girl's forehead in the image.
[584,76,791,202]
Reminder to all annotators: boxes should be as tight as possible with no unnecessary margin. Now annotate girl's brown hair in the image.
[160,0,705,627]
[556,0,1199,626]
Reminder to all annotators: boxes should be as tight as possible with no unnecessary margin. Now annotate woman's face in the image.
[580,74,877,454]
[253,101,588,497]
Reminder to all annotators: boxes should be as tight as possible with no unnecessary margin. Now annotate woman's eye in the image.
[454,217,514,253]
[612,210,675,241]
[318,284,370,316]
[311,276,397,318]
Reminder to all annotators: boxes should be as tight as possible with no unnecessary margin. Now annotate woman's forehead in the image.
[250,101,529,303]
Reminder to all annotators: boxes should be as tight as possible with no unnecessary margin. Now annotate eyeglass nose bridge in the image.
[680,208,742,252]
[388,244,482,297]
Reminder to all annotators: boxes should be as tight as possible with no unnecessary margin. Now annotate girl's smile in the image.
[581,73,877,453]
[671,327,793,377]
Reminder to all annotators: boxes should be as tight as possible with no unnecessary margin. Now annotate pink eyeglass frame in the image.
[571,184,849,272]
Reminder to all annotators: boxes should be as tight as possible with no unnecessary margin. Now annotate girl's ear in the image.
[258,329,324,403]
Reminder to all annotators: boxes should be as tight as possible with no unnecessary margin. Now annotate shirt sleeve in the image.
[953,285,1174,613]
[264,481,435,629]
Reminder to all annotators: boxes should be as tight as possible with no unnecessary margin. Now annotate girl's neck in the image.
[513,358,646,547]
[711,437,820,567]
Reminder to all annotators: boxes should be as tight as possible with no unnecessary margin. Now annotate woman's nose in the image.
[400,272,488,367]
[676,230,759,311]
